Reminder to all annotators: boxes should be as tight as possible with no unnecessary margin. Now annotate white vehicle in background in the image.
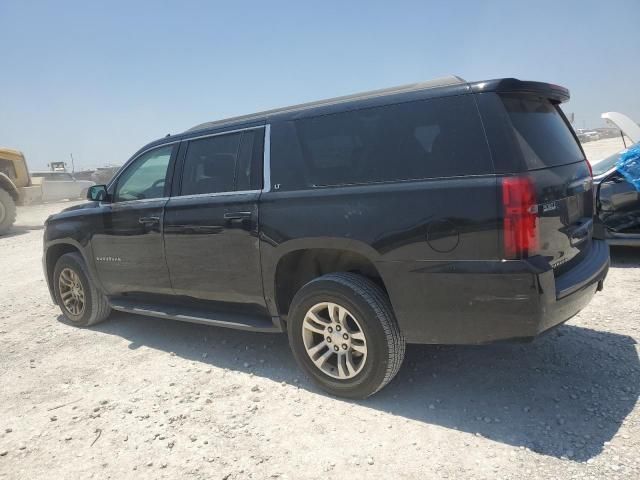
[30,171,94,202]
[576,129,600,142]
[585,131,600,141]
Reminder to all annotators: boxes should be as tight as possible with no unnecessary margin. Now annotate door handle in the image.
[223,212,252,220]
[138,216,160,225]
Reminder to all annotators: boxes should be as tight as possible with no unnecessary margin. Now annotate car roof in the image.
[183,76,569,135]
[130,76,570,161]
[186,75,467,133]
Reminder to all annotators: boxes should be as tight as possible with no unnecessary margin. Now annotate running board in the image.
[108,299,283,333]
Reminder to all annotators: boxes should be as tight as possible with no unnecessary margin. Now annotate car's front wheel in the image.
[53,252,111,327]
[287,272,405,399]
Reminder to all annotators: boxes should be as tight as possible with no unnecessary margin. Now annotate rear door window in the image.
[180,133,242,195]
[271,94,492,190]
[499,94,584,169]
[179,129,264,195]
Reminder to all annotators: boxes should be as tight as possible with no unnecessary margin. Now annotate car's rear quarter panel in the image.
[259,175,502,341]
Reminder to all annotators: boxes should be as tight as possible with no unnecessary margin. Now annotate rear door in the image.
[163,126,267,310]
[477,92,594,272]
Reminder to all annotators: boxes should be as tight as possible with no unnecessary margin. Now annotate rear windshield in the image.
[500,94,584,169]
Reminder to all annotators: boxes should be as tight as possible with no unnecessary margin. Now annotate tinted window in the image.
[114,145,173,202]
[180,133,241,195]
[500,94,584,169]
[271,95,492,189]
[236,129,264,191]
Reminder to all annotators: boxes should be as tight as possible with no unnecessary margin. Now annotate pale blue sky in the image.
[1,0,638,170]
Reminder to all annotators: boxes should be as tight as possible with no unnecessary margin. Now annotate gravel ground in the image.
[0,200,638,480]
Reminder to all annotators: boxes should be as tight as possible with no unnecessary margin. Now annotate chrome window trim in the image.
[184,125,265,143]
[174,125,265,198]
[105,197,170,208]
[263,124,271,192]
[167,190,261,201]
[106,124,270,205]
[105,187,261,207]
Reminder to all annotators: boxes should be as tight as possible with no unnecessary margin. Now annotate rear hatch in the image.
[476,90,594,273]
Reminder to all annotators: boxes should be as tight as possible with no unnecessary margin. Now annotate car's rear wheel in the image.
[53,252,111,327]
[287,272,405,399]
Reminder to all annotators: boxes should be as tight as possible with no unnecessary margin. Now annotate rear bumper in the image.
[378,240,610,344]
[554,239,609,299]
[536,239,609,334]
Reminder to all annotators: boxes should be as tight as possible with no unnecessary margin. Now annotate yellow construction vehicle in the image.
[0,148,42,234]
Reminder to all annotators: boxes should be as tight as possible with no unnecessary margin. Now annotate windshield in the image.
[592,142,639,175]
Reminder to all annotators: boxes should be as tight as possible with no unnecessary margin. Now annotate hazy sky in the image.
[1,0,638,170]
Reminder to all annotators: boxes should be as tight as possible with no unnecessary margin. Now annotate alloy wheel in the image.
[301,302,368,379]
[58,268,85,317]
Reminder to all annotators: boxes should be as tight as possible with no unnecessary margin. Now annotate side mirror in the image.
[87,184,109,202]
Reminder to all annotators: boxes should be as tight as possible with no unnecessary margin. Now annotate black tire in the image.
[287,272,405,399]
[53,252,111,327]
[0,188,17,236]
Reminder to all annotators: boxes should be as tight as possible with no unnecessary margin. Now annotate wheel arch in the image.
[268,239,388,319]
[44,240,102,304]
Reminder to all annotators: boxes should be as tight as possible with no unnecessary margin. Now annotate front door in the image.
[91,144,177,296]
[163,127,266,311]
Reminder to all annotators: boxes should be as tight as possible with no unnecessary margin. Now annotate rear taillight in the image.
[502,176,539,259]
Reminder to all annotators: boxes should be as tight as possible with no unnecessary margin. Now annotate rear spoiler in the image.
[468,78,570,104]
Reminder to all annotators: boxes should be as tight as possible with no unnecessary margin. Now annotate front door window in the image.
[114,146,173,202]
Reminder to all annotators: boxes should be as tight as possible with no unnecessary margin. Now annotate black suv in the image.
[43,76,610,398]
